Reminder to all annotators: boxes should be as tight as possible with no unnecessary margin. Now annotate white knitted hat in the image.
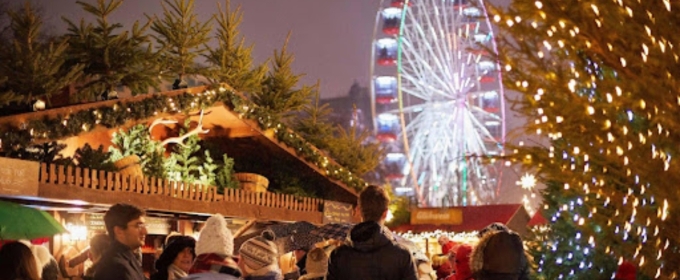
[195,214,234,257]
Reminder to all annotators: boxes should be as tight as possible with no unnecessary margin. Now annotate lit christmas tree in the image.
[490,0,680,278]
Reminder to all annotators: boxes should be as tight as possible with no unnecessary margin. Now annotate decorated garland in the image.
[0,85,367,191]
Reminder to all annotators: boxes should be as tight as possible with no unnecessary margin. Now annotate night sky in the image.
[34,0,381,98]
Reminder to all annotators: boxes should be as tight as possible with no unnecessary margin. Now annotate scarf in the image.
[167,264,188,280]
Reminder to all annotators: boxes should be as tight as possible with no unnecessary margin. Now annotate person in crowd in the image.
[470,224,529,280]
[326,185,418,280]
[293,248,309,276]
[84,233,111,280]
[298,247,328,280]
[238,231,283,280]
[94,203,148,280]
[477,223,508,238]
[151,235,196,280]
[0,241,40,280]
[415,259,436,280]
[434,235,456,279]
[19,240,61,280]
[183,213,241,280]
[445,244,473,280]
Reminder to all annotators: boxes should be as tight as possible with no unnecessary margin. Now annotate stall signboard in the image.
[0,157,39,196]
[410,208,463,225]
[86,213,106,236]
[323,201,353,224]
[86,213,172,235]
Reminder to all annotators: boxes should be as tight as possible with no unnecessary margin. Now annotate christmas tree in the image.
[326,122,384,177]
[64,0,160,101]
[292,81,334,150]
[490,0,680,278]
[204,0,267,94]
[147,0,212,86]
[253,33,313,124]
[0,2,82,106]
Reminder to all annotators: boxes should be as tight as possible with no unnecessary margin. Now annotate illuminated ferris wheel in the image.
[370,0,506,207]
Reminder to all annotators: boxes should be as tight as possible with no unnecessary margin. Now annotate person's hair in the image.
[89,233,111,257]
[358,185,389,222]
[0,242,40,280]
[104,203,144,239]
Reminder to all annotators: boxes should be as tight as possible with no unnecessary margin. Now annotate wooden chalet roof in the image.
[0,86,359,205]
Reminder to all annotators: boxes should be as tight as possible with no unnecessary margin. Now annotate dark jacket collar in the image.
[348,221,395,252]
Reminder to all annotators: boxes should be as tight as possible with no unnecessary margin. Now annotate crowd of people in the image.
[0,185,638,279]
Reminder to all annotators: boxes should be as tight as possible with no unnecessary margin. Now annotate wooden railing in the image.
[38,163,324,213]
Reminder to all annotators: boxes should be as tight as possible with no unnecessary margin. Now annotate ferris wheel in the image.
[370,0,506,207]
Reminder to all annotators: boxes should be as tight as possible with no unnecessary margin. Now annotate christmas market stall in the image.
[390,204,531,257]
[0,85,361,277]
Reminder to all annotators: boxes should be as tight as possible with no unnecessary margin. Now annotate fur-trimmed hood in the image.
[470,231,529,280]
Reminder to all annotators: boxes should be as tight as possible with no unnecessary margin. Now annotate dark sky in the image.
[33,0,381,98]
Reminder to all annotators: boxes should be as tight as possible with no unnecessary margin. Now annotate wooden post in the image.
[39,163,48,183]
[98,170,105,190]
[83,168,91,189]
[114,173,121,192]
[107,172,114,191]
[66,166,74,185]
[91,169,97,190]
[75,167,82,187]
[49,164,57,184]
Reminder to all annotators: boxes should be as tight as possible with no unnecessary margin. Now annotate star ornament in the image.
[518,173,537,190]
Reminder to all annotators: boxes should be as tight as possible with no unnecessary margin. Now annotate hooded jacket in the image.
[470,231,529,280]
[326,221,418,280]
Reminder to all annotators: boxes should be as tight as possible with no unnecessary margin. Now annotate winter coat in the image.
[327,221,418,280]
[470,231,529,280]
[93,240,145,280]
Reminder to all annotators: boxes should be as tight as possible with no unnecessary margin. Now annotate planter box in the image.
[235,173,269,193]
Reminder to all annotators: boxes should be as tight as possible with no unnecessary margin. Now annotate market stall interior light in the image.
[64,223,88,242]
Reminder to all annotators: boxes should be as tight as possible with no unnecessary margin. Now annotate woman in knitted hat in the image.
[238,231,283,280]
[186,213,241,280]
[150,235,196,280]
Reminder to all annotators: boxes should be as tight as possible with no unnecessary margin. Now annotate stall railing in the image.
[39,163,323,213]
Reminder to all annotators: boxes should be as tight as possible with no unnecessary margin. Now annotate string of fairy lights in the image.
[0,85,368,192]
[491,0,676,278]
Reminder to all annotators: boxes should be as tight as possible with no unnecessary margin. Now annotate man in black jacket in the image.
[327,185,418,280]
[94,203,148,280]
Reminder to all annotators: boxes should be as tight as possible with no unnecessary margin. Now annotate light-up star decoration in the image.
[518,173,537,190]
